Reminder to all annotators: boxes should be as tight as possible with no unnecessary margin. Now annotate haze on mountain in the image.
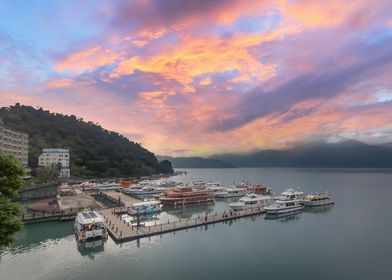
[164,140,392,168]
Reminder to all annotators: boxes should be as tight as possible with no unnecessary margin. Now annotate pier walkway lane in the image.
[99,207,266,243]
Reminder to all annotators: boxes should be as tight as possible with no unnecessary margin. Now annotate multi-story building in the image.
[38,148,70,178]
[0,118,29,166]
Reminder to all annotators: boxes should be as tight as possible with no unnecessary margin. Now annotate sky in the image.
[1,0,392,156]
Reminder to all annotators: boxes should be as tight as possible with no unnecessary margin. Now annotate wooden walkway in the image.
[99,191,141,207]
[99,207,266,243]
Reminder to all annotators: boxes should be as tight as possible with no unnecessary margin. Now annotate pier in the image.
[99,191,141,207]
[100,207,266,243]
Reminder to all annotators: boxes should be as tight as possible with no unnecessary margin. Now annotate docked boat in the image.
[157,187,213,205]
[129,200,162,215]
[121,213,137,224]
[274,188,306,201]
[304,193,334,206]
[236,182,272,195]
[215,187,247,198]
[206,186,226,197]
[265,200,304,214]
[189,180,207,189]
[124,186,164,195]
[229,194,273,210]
[74,210,107,241]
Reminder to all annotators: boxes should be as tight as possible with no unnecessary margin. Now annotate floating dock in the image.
[99,191,141,207]
[100,207,266,243]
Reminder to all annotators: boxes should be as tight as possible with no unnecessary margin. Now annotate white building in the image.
[38,148,70,178]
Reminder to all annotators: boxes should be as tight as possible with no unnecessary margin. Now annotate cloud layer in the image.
[1,0,392,155]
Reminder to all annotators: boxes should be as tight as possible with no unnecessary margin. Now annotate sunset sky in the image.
[1,0,392,156]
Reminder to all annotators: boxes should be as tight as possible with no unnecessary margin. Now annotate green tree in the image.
[158,160,174,174]
[0,154,24,247]
[35,163,60,183]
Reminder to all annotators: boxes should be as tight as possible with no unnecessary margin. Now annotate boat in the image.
[124,186,164,195]
[229,194,274,210]
[206,186,226,197]
[121,213,135,224]
[304,193,334,206]
[129,200,162,215]
[120,179,139,188]
[274,188,306,201]
[235,182,272,195]
[157,187,213,206]
[215,187,247,198]
[74,210,108,241]
[265,200,304,214]
[189,180,207,189]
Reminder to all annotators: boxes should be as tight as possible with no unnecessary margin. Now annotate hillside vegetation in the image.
[0,104,173,177]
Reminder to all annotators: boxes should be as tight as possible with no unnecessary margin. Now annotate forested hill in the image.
[0,104,173,177]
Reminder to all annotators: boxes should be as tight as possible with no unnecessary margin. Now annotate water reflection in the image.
[1,221,74,255]
[303,204,334,214]
[76,238,105,257]
[163,203,215,219]
[264,210,302,222]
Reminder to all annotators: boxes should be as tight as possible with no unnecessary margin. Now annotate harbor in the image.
[17,171,335,243]
[2,167,392,280]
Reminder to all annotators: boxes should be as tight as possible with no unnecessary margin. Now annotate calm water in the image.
[1,168,392,280]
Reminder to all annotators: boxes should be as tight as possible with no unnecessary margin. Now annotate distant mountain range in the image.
[157,156,235,168]
[162,140,392,168]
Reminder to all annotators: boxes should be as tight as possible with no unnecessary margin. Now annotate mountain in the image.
[0,104,173,177]
[211,140,392,168]
[157,156,234,168]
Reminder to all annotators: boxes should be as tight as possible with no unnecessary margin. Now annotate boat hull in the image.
[304,200,334,206]
[265,205,304,214]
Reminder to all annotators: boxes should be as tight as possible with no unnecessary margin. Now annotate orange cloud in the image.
[112,32,282,91]
[46,78,73,89]
[278,0,355,28]
[55,46,122,73]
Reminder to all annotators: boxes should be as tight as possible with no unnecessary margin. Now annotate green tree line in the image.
[0,104,173,178]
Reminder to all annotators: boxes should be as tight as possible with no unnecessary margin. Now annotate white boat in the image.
[215,187,247,198]
[274,188,306,201]
[229,194,274,210]
[206,186,226,197]
[265,200,304,214]
[304,193,334,206]
[189,180,207,189]
[121,213,136,224]
[74,210,108,241]
[124,186,164,195]
[129,200,162,215]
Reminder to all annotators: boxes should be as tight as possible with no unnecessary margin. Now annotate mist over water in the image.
[1,168,392,280]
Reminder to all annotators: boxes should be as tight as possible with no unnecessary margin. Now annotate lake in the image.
[1,168,392,280]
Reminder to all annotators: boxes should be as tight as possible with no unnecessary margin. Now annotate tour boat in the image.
[215,187,247,198]
[124,186,164,195]
[121,213,135,224]
[189,180,207,189]
[206,186,226,197]
[229,193,274,211]
[265,200,304,214]
[74,210,107,241]
[235,182,272,195]
[304,193,334,206]
[129,200,162,215]
[157,187,213,205]
[274,188,306,201]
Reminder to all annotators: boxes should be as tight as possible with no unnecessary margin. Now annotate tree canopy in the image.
[0,153,24,247]
[0,104,173,177]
